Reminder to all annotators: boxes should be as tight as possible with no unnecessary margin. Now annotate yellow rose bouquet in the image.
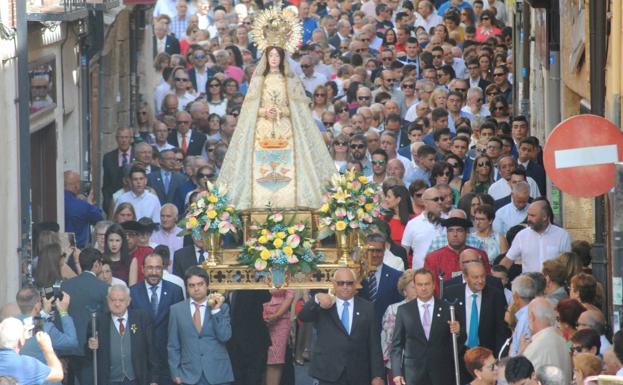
[317,169,382,239]
[177,182,241,239]
[238,211,323,274]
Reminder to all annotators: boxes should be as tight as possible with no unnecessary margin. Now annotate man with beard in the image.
[401,187,444,268]
[129,253,184,384]
[499,199,571,273]
[349,134,371,175]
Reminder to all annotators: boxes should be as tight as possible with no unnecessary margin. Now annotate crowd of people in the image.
[1,0,622,384]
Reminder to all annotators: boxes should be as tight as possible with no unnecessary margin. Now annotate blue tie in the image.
[150,285,159,316]
[163,172,171,194]
[467,293,480,347]
[367,272,378,303]
[341,301,350,334]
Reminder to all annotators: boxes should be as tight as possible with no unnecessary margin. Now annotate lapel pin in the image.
[459,302,463,306]
[164,291,167,296]
[437,314,440,317]
[356,312,360,316]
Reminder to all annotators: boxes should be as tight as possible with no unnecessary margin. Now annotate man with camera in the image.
[0,318,64,384]
[16,286,78,384]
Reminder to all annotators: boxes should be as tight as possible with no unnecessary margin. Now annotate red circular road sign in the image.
[543,114,623,197]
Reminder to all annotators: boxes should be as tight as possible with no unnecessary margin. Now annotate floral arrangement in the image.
[238,212,323,273]
[317,169,382,239]
[178,182,241,239]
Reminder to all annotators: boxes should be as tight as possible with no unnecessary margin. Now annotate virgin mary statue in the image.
[217,6,335,210]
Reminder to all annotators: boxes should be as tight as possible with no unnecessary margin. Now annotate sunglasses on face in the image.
[334,141,348,146]
[493,73,505,77]
[478,161,491,167]
[402,83,414,89]
[315,93,326,97]
[433,54,443,59]
[198,173,215,179]
[350,144,365,149]
[175,77,189,82]
[481,17,490,20]
[323,121,335,126]
[371,160,386,165]
[194,54,206,59]
[336,280,355,286]
[358,96,370,100]
[426,196,443,202]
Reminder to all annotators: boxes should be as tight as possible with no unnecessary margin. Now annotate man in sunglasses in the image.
[349,134,372,175]
[401,187,445,268]
[300,55,328,95]
[298,268,385,385]
[372,70,404,107]
[188,48,215,95]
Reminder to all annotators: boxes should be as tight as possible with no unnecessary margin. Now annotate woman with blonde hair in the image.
[573,353,602,385]
[329,133,351,172]
[429,87,449,109]
[311,85,333,121]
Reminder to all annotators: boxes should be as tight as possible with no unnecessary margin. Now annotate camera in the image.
[23,316,45,339]
[40,280,64,302]
[80,180,92,196]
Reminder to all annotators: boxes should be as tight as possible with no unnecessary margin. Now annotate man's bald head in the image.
[448,209,467,219]
[64,170,81,193]
[422,187,439,200]
[459,248,482,264]
[578,309,606,334]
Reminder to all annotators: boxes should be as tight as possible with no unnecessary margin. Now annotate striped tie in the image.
[368,271,377,302]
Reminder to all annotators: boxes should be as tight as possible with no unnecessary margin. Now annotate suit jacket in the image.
[298,297,384,384]
[188,67,217,93]
[129,280,184,377]
[525,160,546,197]
[398,144,412,160]
[90,310,158,385]
[477,78,491,90]
[172,245,203,279]
[102,148,130,212]
[167,129,207,156]
[443,283,509,355]
[390,298,465,385]
[153,34,180,55]
[61,272,109,356]
[168,300,234,384]
[147,169,188,205]
[359,264,404,329]
[328,34,342,50]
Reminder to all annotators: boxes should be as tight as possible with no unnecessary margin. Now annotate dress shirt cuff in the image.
[211,308,221,315]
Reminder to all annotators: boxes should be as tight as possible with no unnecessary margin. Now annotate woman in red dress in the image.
[382,185,414,245]
[264,289,295,385]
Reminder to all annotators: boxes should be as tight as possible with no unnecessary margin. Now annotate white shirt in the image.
[154,0,196,18]
[154,142,175,152]
[384,249,405,272]
[194,245,207,263]
[163,270,185,298]
[414,13,443,34]
[190,299,208,326]
[336,297,354,332]
[154,81,171,114]
[492,200,529,235]
[194,68,208,95]
[465,286,481,343]
[115,190,161,223]
[417,297,435,328]
[156,36,167,54]
[112,311,129,334]
[177,92,196,111]
[301,72,328,95]
[488,177,541,200]
[176,130,192,150]
[506,224,572,272]
[401,213,443,268]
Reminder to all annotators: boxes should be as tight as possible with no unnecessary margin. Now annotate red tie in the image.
[181,133,188,154]
[118,318,125,336]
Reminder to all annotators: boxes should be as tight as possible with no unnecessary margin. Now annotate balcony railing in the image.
[27,0,89,22]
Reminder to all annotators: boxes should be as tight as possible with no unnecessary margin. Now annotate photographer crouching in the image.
[14,286,78,385]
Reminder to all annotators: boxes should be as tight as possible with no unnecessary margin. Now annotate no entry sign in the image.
[543,114,623,197]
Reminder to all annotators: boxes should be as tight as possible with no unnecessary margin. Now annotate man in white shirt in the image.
[150,204,184,268]
[499,200,572,273]
[300,55,327,95]
[380,132,411,171]
[402,187,444,268]
[115,166,162,223]
[414,0,443,33]
[492,181,530,235]
[488,156,541,200]
[152,121,175,153]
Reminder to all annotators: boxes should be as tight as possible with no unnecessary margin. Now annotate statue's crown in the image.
[250,6,302,54]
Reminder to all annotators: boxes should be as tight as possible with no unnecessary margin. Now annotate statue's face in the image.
[268,48,281,70]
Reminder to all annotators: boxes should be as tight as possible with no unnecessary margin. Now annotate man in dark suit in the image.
[298,267,385,385]
[227,290,271,385]
[147,149,188,205]
[88,284,158,385]
[154,20,180,56]
[172,237,206,279]
[466,58,490,91]
[62,247,109,385]
[168,266,234,385]
[129,253,184,384]
[187,47,216,95]
[517,138,546,196]
[359,233,403,328]
[391,268,462,385]
[167,111,207,156]
[102,127,133,214]
[443,262,509,357]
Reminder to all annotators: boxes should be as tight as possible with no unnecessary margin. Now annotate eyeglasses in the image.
[209,83,220,87]
[175,77,189,82]
[358,96,371,100]
[314,93,326,97]
[481,16,490,20]
[442,171,452,176]
[323,121,335,127]
[198,173,215,178]
[570,345,584,353]
[371,160,386,165]
[194,54,206,59]
[336,108,347,113]
[335,280,355,286]
[432,54,443,59]
[426,196,443,202]
[355,48,366,53]
[477,161,491,167]
[334,141,348,146]
[493,73,505,77]
[300,64,312,68]
[177,120,191,125]
[350,144,366,149]
[402,83,414,89]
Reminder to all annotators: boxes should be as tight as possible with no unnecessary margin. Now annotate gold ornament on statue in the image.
[250,5,303,54]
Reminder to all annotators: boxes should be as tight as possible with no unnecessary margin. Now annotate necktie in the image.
[122,152,129,167]
[198,250,205,264]
[193,302,202,332]
[150,285,159,315]
[159,39,165,53]
[181,133,188,154]
[163,171,171,194]
[118,317,125,336]
[422,303,431,339]
[367,271,377,303]
[341,301,350,334]
[467,293,480,347]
